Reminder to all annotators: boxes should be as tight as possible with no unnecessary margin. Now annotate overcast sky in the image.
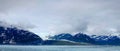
[0,0,120,39]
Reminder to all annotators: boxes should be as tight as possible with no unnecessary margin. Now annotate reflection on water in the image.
[0,45,120,51]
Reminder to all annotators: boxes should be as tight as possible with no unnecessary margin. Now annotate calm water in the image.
[0,45,120,51]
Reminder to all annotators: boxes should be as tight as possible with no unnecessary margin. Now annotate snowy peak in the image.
[0,23,43,45]
[50,33,120,45]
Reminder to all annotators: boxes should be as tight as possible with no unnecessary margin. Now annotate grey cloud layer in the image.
[0,0,120,38]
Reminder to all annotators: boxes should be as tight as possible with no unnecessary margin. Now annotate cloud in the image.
[0,18,35,30]
[0,0,120,39]
[45,0,120,35]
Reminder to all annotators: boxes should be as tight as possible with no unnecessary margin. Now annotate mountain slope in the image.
[0,25,43,45]
[50,33,120,45]
[42,40,90,45]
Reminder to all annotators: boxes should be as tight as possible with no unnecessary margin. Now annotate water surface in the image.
[0,45,119,51]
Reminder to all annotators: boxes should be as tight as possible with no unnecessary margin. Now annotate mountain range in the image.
[49,33,120,45]
[0,22,120,45]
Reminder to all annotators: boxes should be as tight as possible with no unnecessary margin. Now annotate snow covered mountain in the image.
[0,22,43,45]
[49,33,120,45]
[1,21,120,45]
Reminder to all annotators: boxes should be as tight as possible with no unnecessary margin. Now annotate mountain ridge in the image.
[49,33,120,45]
[0,24,43,45]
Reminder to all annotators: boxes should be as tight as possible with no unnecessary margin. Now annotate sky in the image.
[0,0,120,39]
